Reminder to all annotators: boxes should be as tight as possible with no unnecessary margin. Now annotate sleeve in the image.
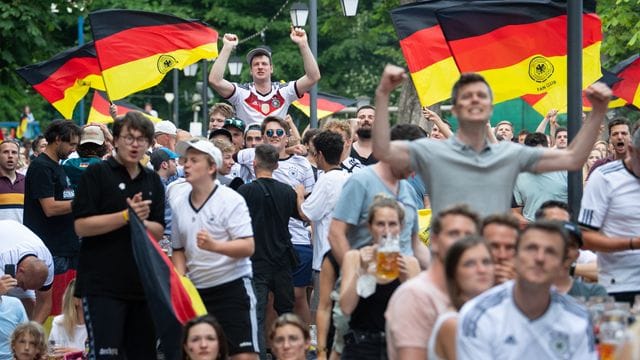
[302,159,315,193]
[517,143,544,172]
[72,164,101,219]
[408,139,433,174]
[26,163,55,199]
[224,82,243,102]
[513,175,524,207]
[578,169,609,230]
[147,173,166,227]
[170,198,185,250]
[331,177,366,226]
[456,304,495,360]
[225,194,254,239]
[385,285,437,350]
[301,177,330,222]
[281,81,302,102]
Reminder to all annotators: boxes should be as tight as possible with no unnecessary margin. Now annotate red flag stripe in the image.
[399,25,452,73]
[31,57,102,104]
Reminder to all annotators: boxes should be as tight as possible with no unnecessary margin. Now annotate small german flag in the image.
[129,208,207,360]
[390,1,464,106]
[88,91,161,124]
[611,54,640,108]
[292,92,356,119]
[89,9,218,101]
[16,42,105,118]
[436,0,602,103]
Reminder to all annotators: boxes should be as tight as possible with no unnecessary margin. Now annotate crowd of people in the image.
[1,25,639,360]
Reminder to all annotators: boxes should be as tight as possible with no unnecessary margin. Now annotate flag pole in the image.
[567,0,583,221]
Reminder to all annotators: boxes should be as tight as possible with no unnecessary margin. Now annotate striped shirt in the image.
[0,173,25,223]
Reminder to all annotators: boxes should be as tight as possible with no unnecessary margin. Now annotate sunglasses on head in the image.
[266,129,286,137]
[225,118,245,129]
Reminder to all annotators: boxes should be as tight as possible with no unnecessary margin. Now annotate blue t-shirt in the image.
[332,167,419,254]
[0,296,28,358]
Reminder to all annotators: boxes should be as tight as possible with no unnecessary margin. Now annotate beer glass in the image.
[376,233,400,280]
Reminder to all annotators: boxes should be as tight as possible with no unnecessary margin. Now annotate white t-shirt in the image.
[48,315,87,350]
[236,149,315,245]
[457,281,597,360]
[170,185,253,289]
[0,220,54,299]
[579,160,640,292]
[227,81,300,126]
[428,311,457,360]
[301,169,350,270]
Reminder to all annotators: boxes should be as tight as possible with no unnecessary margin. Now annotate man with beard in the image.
[350,105,377,166]
[0,140,25,222]
[587,117,631,179]
[24,120,81,322]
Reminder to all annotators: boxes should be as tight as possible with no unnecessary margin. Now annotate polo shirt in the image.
[24,153,78,256]
[72,157,165,300]
[408,136,542,216]
[0,173,25,222]
[579,160,640,293]
[457,281,596,360]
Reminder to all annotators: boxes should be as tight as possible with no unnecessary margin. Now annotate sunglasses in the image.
[266,129,286,138]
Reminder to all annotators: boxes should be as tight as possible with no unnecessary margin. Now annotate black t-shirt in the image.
[237,178,301,271]
[23,153,79,257]
[350,145,377,166]
[349,279,400,332]
[72,157,165,300]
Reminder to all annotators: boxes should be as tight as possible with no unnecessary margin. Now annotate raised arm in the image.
[208,33,237,98]
[533,82,611,172]
[290,27,321,95]
[372,65,412,171]
[422,106,452,139]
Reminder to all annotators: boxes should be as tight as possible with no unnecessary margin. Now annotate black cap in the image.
[246,46,272,65]
[223,117,246,133]
[209,128,233,143]
[561,221,583,248]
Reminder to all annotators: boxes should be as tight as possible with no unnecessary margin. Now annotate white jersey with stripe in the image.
[457,281,596,360]
[579,160,640,292]
[227,81,300,126]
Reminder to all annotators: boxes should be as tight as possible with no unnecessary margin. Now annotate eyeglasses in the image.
[121,135,149,146]
[266,129,286,138]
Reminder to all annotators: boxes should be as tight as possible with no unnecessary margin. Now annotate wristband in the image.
[122,210,129,223]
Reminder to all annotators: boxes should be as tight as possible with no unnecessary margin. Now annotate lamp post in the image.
[228,56,243,76]
[290,1,358,128]
[164,92,175,122]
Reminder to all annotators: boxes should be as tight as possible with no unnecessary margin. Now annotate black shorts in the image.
[198,277,259,356]
[83,296,156,359]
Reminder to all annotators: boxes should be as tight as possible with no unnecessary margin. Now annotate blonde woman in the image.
[48,279,87,354]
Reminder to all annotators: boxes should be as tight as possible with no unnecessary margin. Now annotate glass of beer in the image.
[376,233,400,280]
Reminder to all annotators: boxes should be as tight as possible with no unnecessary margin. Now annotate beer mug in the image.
[376,233,400,280]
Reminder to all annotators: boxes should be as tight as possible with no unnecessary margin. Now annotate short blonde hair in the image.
[323,119,352,139]
[211,138,235,154]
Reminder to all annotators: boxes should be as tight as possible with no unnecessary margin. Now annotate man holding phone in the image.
[0,219,54,320]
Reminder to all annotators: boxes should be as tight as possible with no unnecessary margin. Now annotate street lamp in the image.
[183,63,198,77]
[340,0,359,17]
[228,56,243,76]
[290,2,309,27]
[164,92,175,122]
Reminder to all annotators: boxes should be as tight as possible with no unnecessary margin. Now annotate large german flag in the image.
[436,0,602,104]
[611,54,640,108]
[88,91,161,124]
[129,208,206,360]
[390,1,465,106]
[292,92,356,119]
[89,9,218,101]
[16,42,105,118]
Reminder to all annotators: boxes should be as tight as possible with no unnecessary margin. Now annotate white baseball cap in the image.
[154,120,177,136]
[176,139,222,168]
[81,125,105,145]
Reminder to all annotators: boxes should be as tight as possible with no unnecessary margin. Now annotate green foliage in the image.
[598,0,640,66]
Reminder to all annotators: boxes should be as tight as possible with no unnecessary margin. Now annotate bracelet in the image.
[122,210,129,223]
[316,347,327,354]
[630,238,635,251]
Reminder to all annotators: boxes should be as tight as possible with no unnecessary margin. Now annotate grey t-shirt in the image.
[408,137,543,217]
[332,167,419,253]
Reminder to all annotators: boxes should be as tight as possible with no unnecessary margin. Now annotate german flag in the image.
[436,0,602,103]
[390,1,464,106]
[89,9,218,101]
[129,208,206,360]
[87,91,161,124]
[292,92,356,119]
[611,54,640,108]
[16,42,105,118]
